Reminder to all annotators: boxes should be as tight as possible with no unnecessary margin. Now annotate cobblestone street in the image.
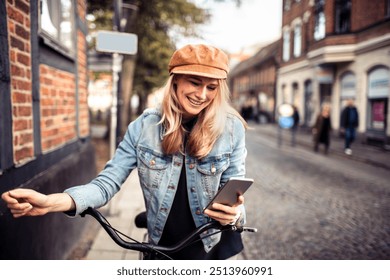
[240,125,390,259]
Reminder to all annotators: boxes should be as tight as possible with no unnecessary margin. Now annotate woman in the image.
[1,44,248,259]
[312,103,332,154]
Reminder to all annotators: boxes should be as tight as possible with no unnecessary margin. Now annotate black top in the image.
[158,118,243,259]
[319,117,331,143]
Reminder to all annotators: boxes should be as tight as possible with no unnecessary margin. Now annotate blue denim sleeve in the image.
[222,115,247,224]
[64,115,142,216]
[221,115,247,182]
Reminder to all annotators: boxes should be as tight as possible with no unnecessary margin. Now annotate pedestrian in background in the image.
[340,99,359,155]
[291,105,300,147]
[312,103,332,154]
[1,44,249,260]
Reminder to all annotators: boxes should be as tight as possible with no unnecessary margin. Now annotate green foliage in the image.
[87,0,113,13]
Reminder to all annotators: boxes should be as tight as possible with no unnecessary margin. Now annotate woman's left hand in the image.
[204,195,244,225]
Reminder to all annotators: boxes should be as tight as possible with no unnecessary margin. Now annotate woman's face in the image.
[174,75,219,119]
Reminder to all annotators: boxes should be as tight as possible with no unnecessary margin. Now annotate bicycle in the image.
[81,207,257,260]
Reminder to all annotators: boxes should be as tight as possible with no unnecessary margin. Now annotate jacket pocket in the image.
[196,154,230,175]
[197,154,230,198]
[138,146,170,189]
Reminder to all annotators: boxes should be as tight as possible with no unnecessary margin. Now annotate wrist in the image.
[47,193,75,213]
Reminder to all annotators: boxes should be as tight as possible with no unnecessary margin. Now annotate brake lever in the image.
[231,225,258,233]
[242,227,258,233]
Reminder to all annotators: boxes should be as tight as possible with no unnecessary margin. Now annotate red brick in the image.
[17,132,33,146]
[12,92,27,103]
[15,146,33,162]
[14,119,29,131]
[14,79,31,91]
[11,65,25,77]
[9,49,16,62]
[16,105,32,117]
[16,52,30,66]
[15,23,29,40]
[10,35,24,51]
[15,0,29,14]
[7,19,15,34]
[7,5,24,24]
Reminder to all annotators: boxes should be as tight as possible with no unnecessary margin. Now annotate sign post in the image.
[95,31,138,158]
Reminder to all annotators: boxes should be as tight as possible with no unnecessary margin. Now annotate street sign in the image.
[96,30,138,55]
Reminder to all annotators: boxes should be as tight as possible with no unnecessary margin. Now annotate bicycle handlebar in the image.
[81,207,257,255]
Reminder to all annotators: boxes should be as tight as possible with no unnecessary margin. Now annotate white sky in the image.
[177,0,283,54]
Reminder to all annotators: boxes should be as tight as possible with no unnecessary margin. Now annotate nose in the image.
[195,86,207,100]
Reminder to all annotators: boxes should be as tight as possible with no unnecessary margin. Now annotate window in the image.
[40,0,74,54]
[292,82,299,106]
[304,80,314,126]
[293,24,302,57]
[335,0,351,33]
[340,72,356,99]
[367,67,389,131]
[284,0,291,11]
[283,29,291,62]
[314,0,326,40]
[368,67,389,99]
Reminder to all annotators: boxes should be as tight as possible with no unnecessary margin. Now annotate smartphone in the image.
[203,177,254,212]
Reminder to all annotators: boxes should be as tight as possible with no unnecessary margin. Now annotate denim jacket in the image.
[65,108,247,252]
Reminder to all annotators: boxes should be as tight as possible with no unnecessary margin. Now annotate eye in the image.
[207,85,218,91]
[190,81,200,86]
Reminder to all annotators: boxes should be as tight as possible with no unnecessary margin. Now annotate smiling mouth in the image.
[188,97,204,106]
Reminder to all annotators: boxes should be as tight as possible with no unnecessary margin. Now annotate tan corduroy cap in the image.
[168,44,229,79]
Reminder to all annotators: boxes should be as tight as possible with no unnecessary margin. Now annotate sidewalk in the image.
[85,171,147,260]
[84,123,390,260]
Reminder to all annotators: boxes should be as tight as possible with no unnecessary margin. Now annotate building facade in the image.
[278,0,390,145]
[0,0,96,259]
[229,40,281,123]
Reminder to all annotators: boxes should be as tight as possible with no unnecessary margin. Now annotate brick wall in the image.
[0,0,96,260]
[5,0,90,162]
[39,65,77,152]
[6,0,34,164]
[281,0,390,67]
[77,30,89,138]
[352,1,387,31]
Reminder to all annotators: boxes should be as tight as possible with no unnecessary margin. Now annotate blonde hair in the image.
[159,75,247,159]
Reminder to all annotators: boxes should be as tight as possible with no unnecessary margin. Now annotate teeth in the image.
[188,98,203,106]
